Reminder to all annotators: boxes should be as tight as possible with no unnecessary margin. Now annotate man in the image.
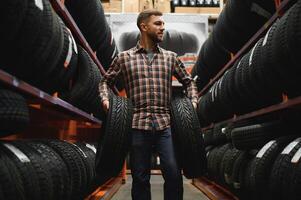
[99,9,198,200]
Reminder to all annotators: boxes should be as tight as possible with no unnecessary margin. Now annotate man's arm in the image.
[173,57,198,108]
[99,56,121,111]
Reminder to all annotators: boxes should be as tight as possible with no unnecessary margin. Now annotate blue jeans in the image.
[130,128,183,200]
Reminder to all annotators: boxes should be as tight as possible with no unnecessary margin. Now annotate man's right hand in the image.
[102,99,110,113]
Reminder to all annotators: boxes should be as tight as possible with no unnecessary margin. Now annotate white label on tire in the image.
[66,28,78,54]
[71,143,87,158]
[35,0,44,11]
[291,147,301,163]
[3,143,30,163]
[64,36,73,68]
[236,59,243,69]
[249,41,258,66]
[256,140,275,158]
[281,138,301,154]
[86,144,97,154]
[262,26,273,46]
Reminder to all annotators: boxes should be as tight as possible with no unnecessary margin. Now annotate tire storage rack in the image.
[193,0,301,199]
[0,0,125,199]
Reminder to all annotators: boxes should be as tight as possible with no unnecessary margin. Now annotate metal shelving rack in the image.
[198,0,295,130]
[0,0,124,199]
[193,0,298,199]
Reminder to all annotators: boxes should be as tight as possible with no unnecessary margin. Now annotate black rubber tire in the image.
[59,46,105,120]
[249,136,297,200]
[201,33,231,82]
[96,29,119,70]
[0,141,40,200]
[268,137,301,200]
[287,146,301,200]
[212,122,228,146]
[65,0,109,51]
[170,94,206,178]
[46,17,78,94]
[10,141,54,200]
[74,142,97,194]
[0,89,29,137]
[27,141,71,200]
[213,143,232,184]
[95,94,133,183]
[71,142,95,195]
[275,1,301,97]
[207,146,220,179]
[203,128,214,146]
[192,54,211,91]
[0,146,25,200]
[0,0,28,46]
[41,139,86,200]
[231,121,287,150]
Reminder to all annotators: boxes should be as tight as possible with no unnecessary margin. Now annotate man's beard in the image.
[148,32,163,43]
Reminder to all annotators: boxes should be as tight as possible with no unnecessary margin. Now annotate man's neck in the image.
[139,37,156,51]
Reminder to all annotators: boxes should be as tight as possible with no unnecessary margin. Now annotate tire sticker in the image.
[256,140,276,158]
[262,25,273,46]
[86,144,97,154]
[64,35,72,68]
[3,143,30,163]
[249,41,259,66]
[66,28,78,54]
[71,143,87,158]
[35,0,44,11]
[281,138,301,154]
[291,147,301,163]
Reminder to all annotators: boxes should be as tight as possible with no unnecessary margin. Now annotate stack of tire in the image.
[0,139,97,200]
[0,0,78,95]
[65,0,118,71]
[192,0,276,91]
[119,29,200,56]
[198,0,301,126]
[203,119,301,200]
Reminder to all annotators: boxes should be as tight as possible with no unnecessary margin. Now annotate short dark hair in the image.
[137,9,163,30]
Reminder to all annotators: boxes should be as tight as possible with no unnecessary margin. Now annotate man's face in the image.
[143,15,165,43]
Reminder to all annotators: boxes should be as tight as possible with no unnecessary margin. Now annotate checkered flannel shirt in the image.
[99,42,198,131]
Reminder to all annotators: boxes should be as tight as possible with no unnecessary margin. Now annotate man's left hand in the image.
[192,102,197,109]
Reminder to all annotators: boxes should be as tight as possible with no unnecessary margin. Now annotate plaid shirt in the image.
[99,43,198,131]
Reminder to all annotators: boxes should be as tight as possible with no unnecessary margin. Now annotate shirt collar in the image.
[133,41,162,53]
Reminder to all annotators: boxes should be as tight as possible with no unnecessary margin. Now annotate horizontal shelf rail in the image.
[201,95,301,131]
[192,177,239,200]
[0,69,102,125]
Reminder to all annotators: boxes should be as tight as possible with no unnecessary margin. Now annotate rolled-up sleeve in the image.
[99,56,121,102]
[173,57,198,104]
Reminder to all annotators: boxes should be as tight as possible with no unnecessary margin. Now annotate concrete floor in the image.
[111,175,210,200]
